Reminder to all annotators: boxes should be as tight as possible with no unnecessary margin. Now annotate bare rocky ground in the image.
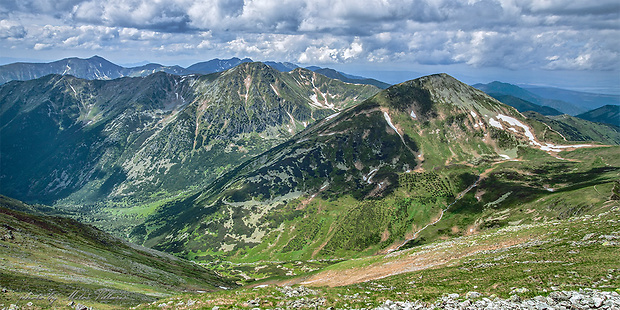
[374,289,620,310]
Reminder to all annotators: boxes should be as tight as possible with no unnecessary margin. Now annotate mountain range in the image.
[1,59,619,308]
[0,62,379,236]
[473,81,620,116]
[128,73,619,262]
[0,56,389,89]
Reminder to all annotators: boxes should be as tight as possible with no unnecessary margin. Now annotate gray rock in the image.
[466,291,482,299]
[550,291,570,301]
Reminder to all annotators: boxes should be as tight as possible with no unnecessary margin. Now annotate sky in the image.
[1,0,619,94]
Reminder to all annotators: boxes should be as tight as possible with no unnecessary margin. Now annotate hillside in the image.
[130,73,616,263]
[133,201,620,309]
[485,94,562,116]
[0,63,379,236]
[474,81,584,115]
[524,111,620,145]
[0,195,233,308]
[576,105,620,127]
[524,86,620,112]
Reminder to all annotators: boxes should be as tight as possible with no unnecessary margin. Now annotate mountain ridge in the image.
[576,104,620,127]
[129,73,610,261]
[0,56,390,89]
[0,63,380,237]
[473,81,585,115]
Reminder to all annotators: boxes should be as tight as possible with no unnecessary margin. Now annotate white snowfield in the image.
[384,112,404,141]
[491,113,593,153]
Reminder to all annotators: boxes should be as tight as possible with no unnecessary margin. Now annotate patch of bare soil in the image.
[283,235,530,287]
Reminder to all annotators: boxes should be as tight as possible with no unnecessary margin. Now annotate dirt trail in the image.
[278,233,531,288]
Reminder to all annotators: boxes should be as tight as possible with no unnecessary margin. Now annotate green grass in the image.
[131,203,620,309]
[0,202,234,309]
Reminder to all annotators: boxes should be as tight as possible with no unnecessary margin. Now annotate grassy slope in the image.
[132,191,619,309]
[524,111,620,145]
[200,145,618,277]
[0,197,234,309]
[131,74,617,268]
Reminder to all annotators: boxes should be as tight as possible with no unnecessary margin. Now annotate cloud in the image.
[0,20,26,39]
[0,0,617,73]
[71,0,191,32]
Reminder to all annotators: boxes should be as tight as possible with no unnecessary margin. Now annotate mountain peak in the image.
[88,55,105,61]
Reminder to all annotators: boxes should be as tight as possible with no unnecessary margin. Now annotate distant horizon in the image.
[1,54,619,96]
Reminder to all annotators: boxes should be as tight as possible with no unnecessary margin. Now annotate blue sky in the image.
[1,0,619,93]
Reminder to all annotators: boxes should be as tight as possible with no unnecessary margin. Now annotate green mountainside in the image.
[130,73,618,264]
[0,195,233,308]
[524,111,620,145]
[576,105,620,127]
[0,63,379,236]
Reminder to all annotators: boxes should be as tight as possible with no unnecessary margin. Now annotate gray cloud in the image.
[0,0,617,75]
[0,20,26,39]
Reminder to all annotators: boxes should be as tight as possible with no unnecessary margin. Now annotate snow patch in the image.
[540,143,592,152]
[324,112,340,121]
[309,94,322,108]
[384,112,403,140]
[489,118,503,129]
[364,168,379,184]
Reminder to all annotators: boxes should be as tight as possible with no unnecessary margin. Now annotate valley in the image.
[0,60,618,309]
